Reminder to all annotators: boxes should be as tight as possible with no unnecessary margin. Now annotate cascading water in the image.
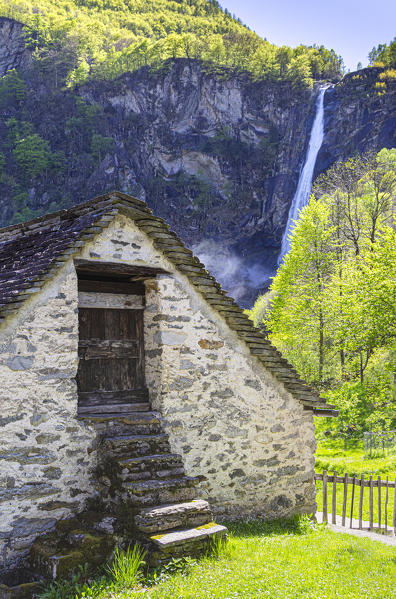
[278,85,329,263]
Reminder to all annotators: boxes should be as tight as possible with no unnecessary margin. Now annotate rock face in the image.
[80,63,315,292]
[318,67,396,174]
[0,18,30,76]
[0,18,395,305]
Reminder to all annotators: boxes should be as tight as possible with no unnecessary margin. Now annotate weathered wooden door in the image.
[77,279,148,414]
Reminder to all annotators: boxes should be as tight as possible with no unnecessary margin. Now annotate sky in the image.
[221,0,396,72]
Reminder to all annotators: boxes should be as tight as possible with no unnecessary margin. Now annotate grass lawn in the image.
[40,518,396,599]
[315,439,396,526]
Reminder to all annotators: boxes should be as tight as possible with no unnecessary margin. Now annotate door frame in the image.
[75,260,169,415]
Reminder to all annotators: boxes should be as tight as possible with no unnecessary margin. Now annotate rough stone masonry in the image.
[0,203,319,573]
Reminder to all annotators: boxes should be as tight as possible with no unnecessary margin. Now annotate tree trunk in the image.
[319,310,324,382]
[359,351,364,384]
[340,348,345,379]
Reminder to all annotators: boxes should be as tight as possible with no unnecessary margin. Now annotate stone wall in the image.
[144,275,316,518]
[0,265,98,573]
[0,213,316,571]
[79,215,317,518]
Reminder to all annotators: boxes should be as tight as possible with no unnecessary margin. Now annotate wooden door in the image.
[76,280,147,414]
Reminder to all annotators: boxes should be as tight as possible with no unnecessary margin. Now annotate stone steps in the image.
[11,408,227,591]
[95,412,227,563]
[103,433,171,457]
[124,476,198,506]
[135,499,213,534]
[79,412,162,436]
[119,453,185,481]
[148,523,227,566]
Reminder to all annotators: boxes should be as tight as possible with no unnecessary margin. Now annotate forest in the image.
[0,0,344,88]
[248,149,396,438]
[0,1,394,230]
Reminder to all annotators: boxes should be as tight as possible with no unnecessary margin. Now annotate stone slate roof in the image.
[0,191,337,416]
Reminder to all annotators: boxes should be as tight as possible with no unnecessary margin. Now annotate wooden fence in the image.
[315,471,396,533]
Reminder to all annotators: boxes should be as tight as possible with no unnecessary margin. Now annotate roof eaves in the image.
[0,201,121,322]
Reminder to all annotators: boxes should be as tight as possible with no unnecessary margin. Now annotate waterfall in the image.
[278,85,329,263]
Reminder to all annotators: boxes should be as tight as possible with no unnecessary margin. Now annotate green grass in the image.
[316,439,396,526]
[316,439,396,478]
[38,518,396,599]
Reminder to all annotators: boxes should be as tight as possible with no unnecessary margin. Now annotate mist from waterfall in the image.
[278,86,328,263]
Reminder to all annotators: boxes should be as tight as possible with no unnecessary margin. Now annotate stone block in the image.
[135,499,212,534]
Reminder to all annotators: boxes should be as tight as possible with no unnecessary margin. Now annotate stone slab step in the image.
[121,466,185,482]
[151,523,227,548]
[80,412,161,424]
[124,476,198,506]
[78,402,151,414]
[103,434,171,457]
[79,412,162,435]
[135,499,212,534]
[119,453,185,481]
[148,523,227,565]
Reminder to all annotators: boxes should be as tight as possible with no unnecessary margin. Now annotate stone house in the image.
[0,192,336,586]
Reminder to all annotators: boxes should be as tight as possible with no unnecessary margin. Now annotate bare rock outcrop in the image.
[0,18,31,76]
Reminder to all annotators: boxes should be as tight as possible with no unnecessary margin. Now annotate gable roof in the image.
[0,191,337,416]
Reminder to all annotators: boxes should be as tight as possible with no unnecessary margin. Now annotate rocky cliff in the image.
[0,18,30,76]
[0,18,395,305]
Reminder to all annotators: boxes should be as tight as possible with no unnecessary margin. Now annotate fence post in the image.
[359,474,364,530]
[332,470,337,525]
[342,472,348,527]
[350,475,356,528]
[323,470,328,524]
[369,475,374,530]
[385,477,389,533]
[378,475,381,531]
[393,479,396,535]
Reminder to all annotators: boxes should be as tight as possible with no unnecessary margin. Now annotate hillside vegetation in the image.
[370,38,396,68]
[248,149,396,436]
[1,0,343,87]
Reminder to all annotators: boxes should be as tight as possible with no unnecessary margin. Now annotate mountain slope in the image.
[0,15,394,306]
[1,0,343,86]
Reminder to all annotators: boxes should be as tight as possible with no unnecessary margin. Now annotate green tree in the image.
[0,69,27,108]
[369,38,396,67]
[332,226,396,382]
[287,54,313,89]
[66,58,90,87]
[90,133,114,161]
[0,0,344,88]
[250,149,396,434]
[266,200,337,382]
[6,118,35,147]
[13,134,55,179]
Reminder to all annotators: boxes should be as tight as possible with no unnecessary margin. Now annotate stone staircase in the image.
[85,409,227,565]
[1,409,226,597]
